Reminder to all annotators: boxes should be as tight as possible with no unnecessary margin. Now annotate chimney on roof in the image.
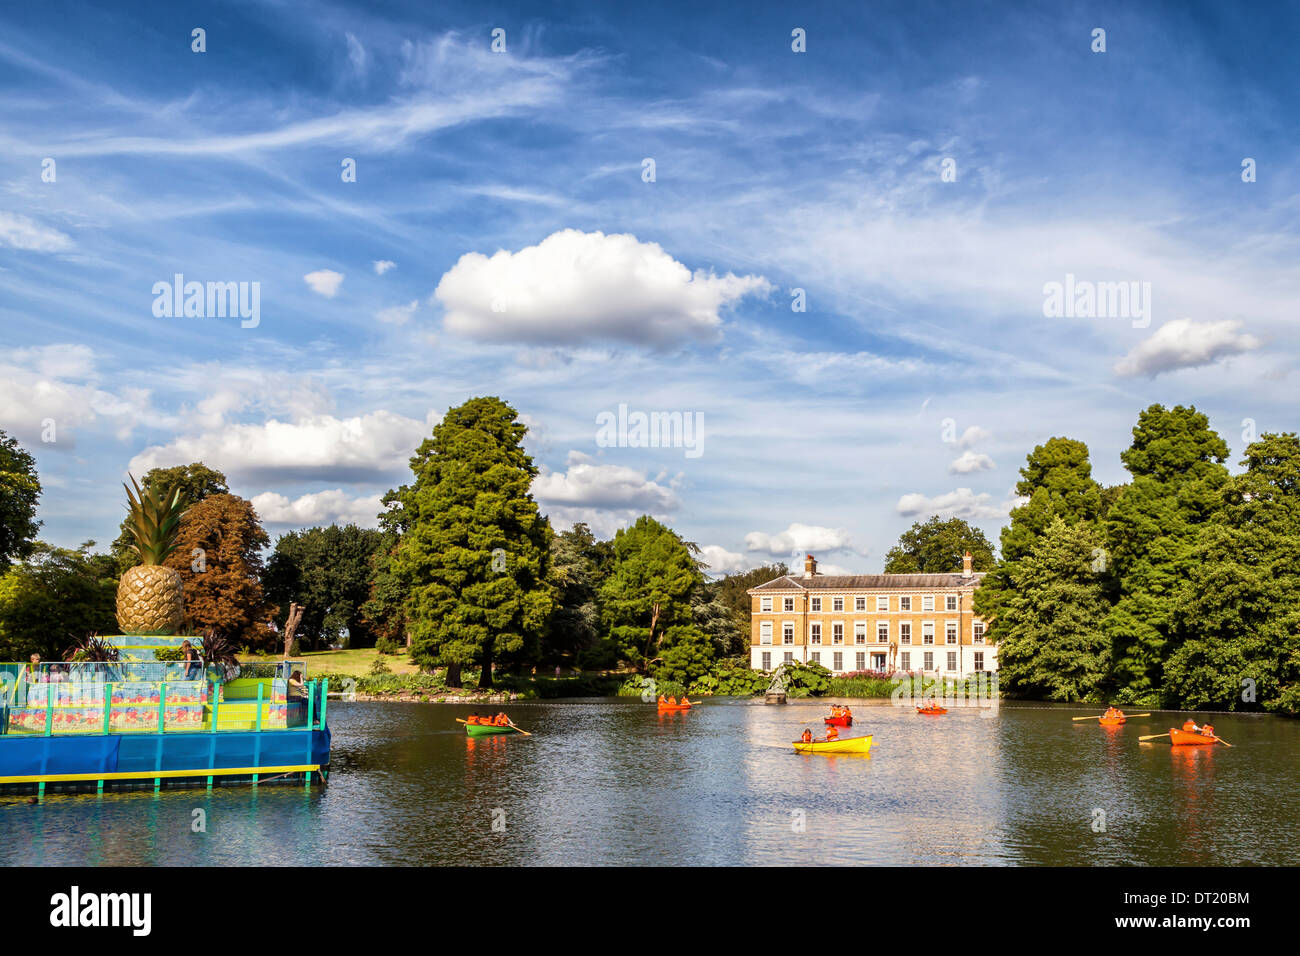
[962,551,973,577]
[804,554,817,579]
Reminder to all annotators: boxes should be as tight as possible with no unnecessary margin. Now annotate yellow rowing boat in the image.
[793,734,872,755]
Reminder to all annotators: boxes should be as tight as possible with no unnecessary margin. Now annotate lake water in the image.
[4,698,1297,866]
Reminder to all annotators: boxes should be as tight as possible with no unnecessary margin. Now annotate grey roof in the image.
[750,572,986,592]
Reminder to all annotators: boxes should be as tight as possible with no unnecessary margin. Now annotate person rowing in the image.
[824,724,839,741]
[1201,723,1216,738]
[658,694,668,705]
[680,695,692,706]
[801,729,813,743]
[842,705,852,719]
[1182,718,1200,733]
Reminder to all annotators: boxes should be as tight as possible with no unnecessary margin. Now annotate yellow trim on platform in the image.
[0,764,319,785]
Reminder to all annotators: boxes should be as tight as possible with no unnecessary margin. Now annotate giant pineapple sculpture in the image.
[116,474,187,634]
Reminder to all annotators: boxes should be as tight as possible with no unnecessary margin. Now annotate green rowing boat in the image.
[464,722,522,737]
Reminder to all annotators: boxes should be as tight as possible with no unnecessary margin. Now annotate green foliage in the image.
[0,542,117,661]
[779,661,832,697]
[369,653,391,675]
[264,524,386,649]
[375,635,401,656]
[545,522,609,663]
[360,532,407,646]
[652,624,717,687]
[992,517,1111,701]
[826,674,898,697]
[575,638,623,671]
[111,463,228,572]
[690,657,770,697]
[978,409,1300,715]
[999,436,1104,564]
[0,430,41,566]
[152,646,185,662]
[712,563,788,620]
[1104,405,1230,696]
[599,515,703,669]
[390,397,556,688]
[883,516,996,573]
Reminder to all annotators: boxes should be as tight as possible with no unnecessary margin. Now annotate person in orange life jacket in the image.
[801,729,813,743]
[824,725,839,741]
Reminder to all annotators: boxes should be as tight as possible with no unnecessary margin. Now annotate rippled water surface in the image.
[4,698,1297,865]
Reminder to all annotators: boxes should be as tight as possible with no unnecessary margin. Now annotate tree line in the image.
[3,398,1298,712]
[976,403,1300,714]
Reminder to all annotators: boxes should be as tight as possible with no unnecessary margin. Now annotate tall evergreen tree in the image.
[1165,432,1300,711]
[990,518,1111,701]
[1000,437,1103,563]
[1103,405,1229,701]
[975,436,1105,626]
[391,397,554,688]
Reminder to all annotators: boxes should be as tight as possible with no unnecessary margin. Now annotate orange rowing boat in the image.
[1168,727,1218,746]
[916,705,947,715]
[1098,715,1126,726]
[657,701,692,712]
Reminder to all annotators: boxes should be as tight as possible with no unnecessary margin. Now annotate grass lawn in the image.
[299,647,421,678]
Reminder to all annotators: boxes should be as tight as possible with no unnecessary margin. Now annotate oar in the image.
[507,721,532,737]
[1211,736,1233,747]
[1072,712,1151,721]
[1139,732,1171,741]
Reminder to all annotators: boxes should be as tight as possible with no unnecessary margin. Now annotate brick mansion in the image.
[747,554,995,678]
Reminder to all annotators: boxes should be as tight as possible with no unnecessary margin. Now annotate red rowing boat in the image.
[916,706,947,715]
[657,701,693,712]
[823,714,852,727]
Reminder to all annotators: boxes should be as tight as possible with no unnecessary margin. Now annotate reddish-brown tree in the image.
[164,493,273,648]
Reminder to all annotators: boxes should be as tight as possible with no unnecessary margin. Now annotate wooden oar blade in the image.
[1138,733,1171,741]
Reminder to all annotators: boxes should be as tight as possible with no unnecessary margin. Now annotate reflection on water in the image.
[2,698,1297,866]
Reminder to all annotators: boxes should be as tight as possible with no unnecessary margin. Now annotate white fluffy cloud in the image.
[375,300,419,325]
[373,260,396,275]
[0,345,157,444]
[896,487,1019,520]
[532,455,681,537]
[1113,318,1262,377]
[130,410,433,482]
[949,450,995,474]
[532,458,680,512]
[303,269,344,297]
[251,489,384,527]
[956,425,992,449]
[0,212,73,252]
[434,228,772,346]
[698,544,750,575]
[744,523,854,557]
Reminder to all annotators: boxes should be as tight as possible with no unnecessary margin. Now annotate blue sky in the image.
[3,0,1299,574]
